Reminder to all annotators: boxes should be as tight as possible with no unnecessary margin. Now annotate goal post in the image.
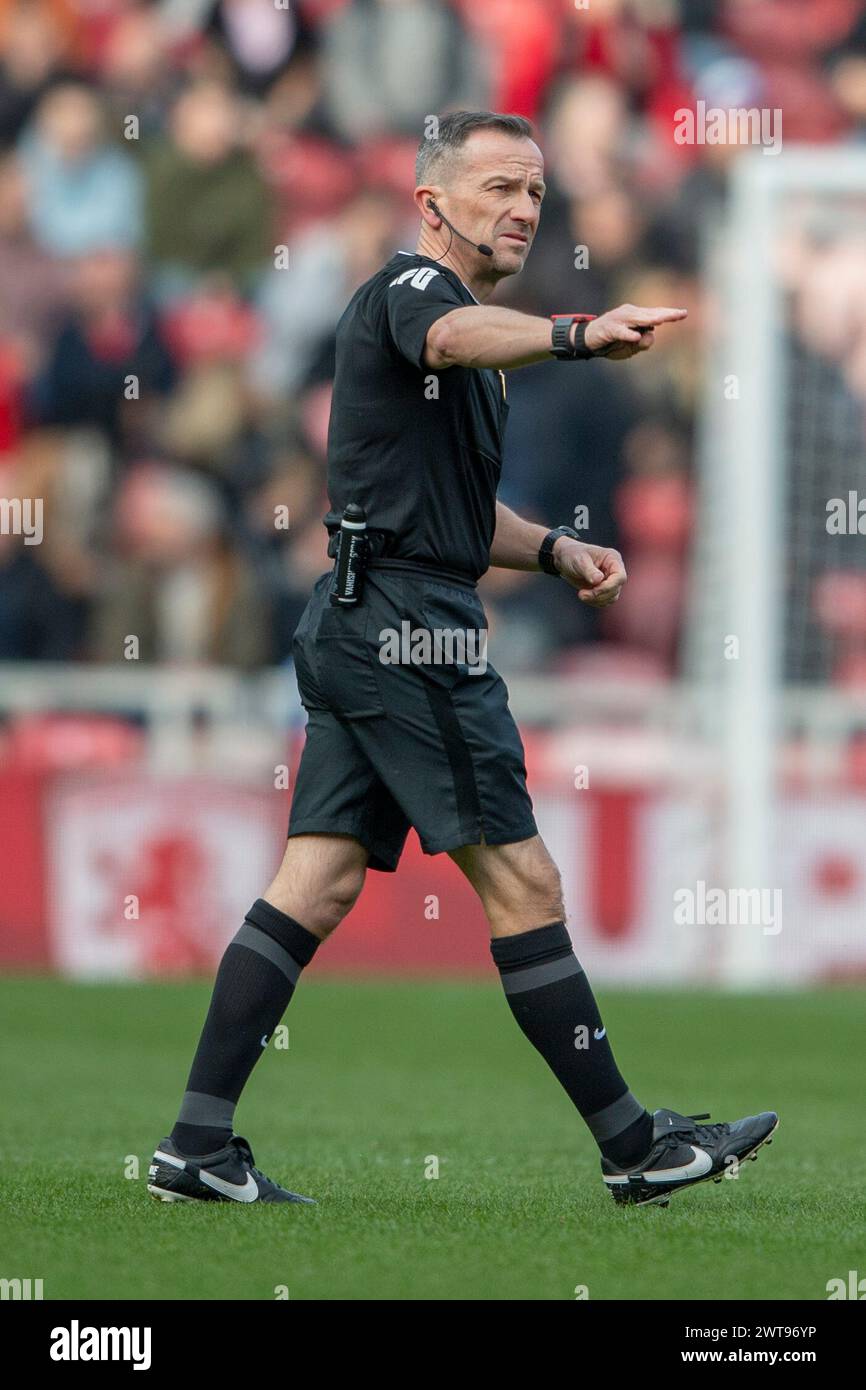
[686,145,866,985]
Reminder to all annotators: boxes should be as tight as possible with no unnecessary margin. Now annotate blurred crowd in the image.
[1,0,866,677]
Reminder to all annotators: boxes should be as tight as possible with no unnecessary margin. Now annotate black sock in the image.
[170,899,320,1156]
[491,922,653,1168]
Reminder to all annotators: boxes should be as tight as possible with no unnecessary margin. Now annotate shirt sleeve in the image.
[384,264,464,369]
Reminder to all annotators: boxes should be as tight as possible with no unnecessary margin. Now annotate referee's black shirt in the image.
[325,251,510,582]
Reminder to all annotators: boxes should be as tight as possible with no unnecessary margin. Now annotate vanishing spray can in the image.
[330,503,369,606]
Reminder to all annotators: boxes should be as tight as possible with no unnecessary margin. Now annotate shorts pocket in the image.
[419,583,489,677]
[314,609,386,719]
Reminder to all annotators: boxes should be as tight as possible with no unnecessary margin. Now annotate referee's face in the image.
[433,132,546,280]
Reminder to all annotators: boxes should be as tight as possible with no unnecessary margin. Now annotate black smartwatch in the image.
[550,313,597,361]
[539,525,582,575]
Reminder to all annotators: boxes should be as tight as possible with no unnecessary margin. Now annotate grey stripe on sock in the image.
[584,1089,646,1142]
[234,921,301,985]
[177,1091,236,1129]
[501,954,584,996]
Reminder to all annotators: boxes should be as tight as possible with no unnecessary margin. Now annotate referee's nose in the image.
[504,187,539,239]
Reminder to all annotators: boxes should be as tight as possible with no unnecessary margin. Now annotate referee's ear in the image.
[415,187,443,225]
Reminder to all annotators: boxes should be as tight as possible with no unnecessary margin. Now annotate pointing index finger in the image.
[631,306,688,327]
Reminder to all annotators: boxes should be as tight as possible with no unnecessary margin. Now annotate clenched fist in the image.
[553,539,627,606]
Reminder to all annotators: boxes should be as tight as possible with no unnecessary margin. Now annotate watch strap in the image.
[539,525,582,575]
[550,313,597,361]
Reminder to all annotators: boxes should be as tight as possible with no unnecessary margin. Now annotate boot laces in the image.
[230,1135,275,1187]
[660,1112,729,1150]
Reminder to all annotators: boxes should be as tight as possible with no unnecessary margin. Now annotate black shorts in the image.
[287,565,538,871]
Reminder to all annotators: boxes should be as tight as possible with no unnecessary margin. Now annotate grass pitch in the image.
[1,977,862,1301]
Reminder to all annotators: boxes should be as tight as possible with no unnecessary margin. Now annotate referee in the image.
[149,112,778,1209]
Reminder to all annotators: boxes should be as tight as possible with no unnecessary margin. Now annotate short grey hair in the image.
[415,110,534,188]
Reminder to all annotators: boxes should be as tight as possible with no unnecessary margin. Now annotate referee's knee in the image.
[487,863,565,933]
[265,853,366,939]
[518,857,564,917]
[532,873,565,926]
[300,864,366,937]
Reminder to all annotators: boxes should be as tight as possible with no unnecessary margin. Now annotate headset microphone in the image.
[426,200,494,258]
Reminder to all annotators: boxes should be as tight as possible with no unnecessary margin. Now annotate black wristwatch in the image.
[550,313,597,361]
[539,525,582,575]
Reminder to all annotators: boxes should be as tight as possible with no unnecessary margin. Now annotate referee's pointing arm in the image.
[424,302,687,372]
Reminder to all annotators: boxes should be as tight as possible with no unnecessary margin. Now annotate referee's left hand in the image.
[553,539,627,606]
